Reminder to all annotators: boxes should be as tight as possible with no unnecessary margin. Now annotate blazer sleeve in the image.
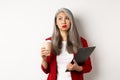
[41,37,52,74]
[81,37,92,73]
[41,57,51,74]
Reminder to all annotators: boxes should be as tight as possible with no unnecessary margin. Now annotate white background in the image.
[0,0,120,80]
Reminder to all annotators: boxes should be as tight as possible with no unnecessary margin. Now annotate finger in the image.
[41,50,47,55]
[67,62,71,67]
[67,63,73,70]
[45,50,50,56]
[41,48,48,53]
[41,54,45,57]
[41,50,46,56]
[73,59,77,64]
[41,50,50,56]
[41,51,46,56]
[41,47,45,50]
[41,47,46,51]
[41,49,46,53]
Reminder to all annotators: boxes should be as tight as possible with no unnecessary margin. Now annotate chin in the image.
[61,28,69,31]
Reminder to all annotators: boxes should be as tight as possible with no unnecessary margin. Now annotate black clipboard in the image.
[66,46,96,72]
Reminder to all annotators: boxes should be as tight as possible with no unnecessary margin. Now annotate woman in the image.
[41,8,92,80]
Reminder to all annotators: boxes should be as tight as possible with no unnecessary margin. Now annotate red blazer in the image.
[41,37,92,80]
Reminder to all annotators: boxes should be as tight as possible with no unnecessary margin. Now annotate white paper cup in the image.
[42,41,51,56]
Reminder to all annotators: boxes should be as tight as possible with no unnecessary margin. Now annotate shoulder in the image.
[80,37,88,47]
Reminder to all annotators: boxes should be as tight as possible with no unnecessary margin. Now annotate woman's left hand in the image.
[66,60,83,72]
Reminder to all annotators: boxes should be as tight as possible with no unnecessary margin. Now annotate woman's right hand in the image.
[41,47,50,69]
[41,47,50,61]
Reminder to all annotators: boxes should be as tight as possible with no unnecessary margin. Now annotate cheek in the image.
[56,21,62,27]
[67,22,71,28]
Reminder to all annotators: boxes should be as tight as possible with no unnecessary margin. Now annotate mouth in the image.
[62,25,67,28]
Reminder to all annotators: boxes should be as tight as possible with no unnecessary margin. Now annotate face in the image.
[56,12,71,31]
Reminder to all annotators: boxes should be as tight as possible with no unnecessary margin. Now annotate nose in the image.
[62,18,66,24]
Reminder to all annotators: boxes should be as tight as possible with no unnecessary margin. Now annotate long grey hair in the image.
[51,8,82,55]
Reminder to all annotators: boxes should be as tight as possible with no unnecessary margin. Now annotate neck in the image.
[60,31,67,41]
